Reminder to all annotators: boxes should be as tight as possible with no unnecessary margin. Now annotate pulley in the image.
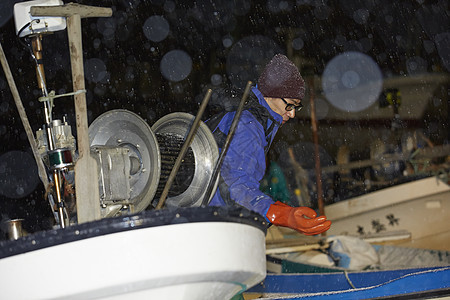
[151,112,219,208]
[89,109,161,215]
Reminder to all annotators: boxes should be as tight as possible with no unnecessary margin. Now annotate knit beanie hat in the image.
[258,54,305,100]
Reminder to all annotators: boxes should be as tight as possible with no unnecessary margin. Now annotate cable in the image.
[344,270,356,289]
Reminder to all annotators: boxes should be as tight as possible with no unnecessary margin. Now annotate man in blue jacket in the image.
[208,54,331,235]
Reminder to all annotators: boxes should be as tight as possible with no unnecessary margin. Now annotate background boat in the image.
[245,266,450,299]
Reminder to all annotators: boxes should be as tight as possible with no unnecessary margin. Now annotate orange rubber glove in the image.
[266,201,331,235]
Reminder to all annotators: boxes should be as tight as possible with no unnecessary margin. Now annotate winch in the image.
[7,0,220,230]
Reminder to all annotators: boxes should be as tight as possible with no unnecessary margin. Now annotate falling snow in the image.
[0,0,448,239]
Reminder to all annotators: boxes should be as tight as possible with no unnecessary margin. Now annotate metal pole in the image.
[201,81,253,206]
[31,3,112,224]
[308,78,325,217]
[30,35,69,227]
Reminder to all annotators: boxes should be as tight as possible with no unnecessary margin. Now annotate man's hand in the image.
[266,201,331,235]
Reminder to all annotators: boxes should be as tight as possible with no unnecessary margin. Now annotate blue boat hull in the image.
[247,266,450,299]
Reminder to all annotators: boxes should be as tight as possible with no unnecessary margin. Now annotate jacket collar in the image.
[252,86,283,124]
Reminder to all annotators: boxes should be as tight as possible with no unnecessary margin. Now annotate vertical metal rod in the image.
[31,35,65,227]
[308,78,325,217]
[31,36,52,124]
[46,125,55,150]
[31,36,47,93]
[155,89,213,210]
[53,170,66,228]
[30,3,112,224]
[1,35,65,227]
[201,81,253,206]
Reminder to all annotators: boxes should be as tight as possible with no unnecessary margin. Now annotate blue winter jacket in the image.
[209,87,283,221]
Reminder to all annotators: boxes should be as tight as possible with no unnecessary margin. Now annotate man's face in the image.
[267,97,303,124]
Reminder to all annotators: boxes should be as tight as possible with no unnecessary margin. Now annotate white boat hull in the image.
[325,176,450,250]
[0,212,267,299]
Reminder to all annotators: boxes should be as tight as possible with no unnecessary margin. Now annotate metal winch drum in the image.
[89,109,161,215]
[151,112,219,208]
[88,109,219,215]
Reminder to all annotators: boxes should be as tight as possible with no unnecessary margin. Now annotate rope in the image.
[344,270,356,289]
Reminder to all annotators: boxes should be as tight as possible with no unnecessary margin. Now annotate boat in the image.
[245,265,450,299]
[0,2,268,299]
[259,172,450,298]
[2,1,450,299]
[324,174,450,250]
[253,225,450,299]
[0,206,267,299]
[266,234,450,273]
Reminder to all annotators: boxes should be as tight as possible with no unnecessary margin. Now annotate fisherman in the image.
[208,54,331,236]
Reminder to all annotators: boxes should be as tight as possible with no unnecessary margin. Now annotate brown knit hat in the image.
[258,54,305,100]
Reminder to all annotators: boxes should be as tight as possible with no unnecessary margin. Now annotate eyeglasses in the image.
[281,98,303,112]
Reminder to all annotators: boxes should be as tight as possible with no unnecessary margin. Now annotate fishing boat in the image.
[0,206,267,299]
[2,1,450,300]
[245,265,450,299]
[261,152,450,297]
[256,205,450,299]
[325,174,450,250]
[0,1,268,299]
